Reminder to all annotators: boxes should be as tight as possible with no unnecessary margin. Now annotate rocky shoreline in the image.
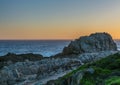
[0,32,118,85]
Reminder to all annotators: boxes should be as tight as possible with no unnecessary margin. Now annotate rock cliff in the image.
[63,32,117,55]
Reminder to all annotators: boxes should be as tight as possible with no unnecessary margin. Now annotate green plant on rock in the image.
[49,53,120,85]
[105,76,120,85]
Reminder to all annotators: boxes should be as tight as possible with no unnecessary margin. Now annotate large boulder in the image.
[63,32,117,55]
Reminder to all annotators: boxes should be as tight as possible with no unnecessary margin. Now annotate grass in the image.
[51,53,120,85]
[80,67,112,85]
[105,76,120,85]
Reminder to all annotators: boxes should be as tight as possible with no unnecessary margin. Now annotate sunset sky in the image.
[0,0,120,40]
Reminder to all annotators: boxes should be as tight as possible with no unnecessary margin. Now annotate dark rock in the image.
[62,32,117,55]
[7,79,16,85]
[0,53,43,62]
[85,68,95,74]
[36,58,81,80]
[0,53,43,69]
[45,80,56,85]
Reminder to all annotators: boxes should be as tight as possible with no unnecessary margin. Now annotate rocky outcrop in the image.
[0,32,118,85]
[0,53,43,62]
[0,53,43,69]
[35,51,117,85]
[0,51,117,85]
[63,32,117,55]
[46,52,120,85]
[46,68,94,85]
[0,57,81,85]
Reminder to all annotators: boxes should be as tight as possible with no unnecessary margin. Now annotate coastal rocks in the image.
[0,57,81,85]
[0,53,43,69]
[69,68,95,85]
[0,61,40,85]
[1,53,43,62]
[38,51,117,85]
[46,68,94,85]
[77,51,117,63]
[36,58,81,80]
[0,51,117,85]
[66,71,84,85]
[48,52,120,85]
[63,33,117,55]
[0,32,118,85]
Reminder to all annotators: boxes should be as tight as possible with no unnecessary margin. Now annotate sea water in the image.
[0,40,70,57]
[114,40,120,51]
[0,40,119,57]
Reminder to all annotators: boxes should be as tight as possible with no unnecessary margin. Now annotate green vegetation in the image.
[105,76,120,85]
[80,53,120,85]
[48,53,120,85]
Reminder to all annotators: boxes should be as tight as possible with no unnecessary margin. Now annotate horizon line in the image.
[0,39,73,41]
[0,38,119,41]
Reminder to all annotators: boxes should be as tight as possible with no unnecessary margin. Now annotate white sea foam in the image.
[114,40,120,51]
[0,40,119,57]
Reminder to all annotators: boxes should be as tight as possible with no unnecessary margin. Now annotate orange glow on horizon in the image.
[0,0,120,40]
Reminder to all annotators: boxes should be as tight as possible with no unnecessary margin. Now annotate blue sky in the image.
[0,0,120,39]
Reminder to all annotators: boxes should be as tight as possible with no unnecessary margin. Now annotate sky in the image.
[0,0,120,40]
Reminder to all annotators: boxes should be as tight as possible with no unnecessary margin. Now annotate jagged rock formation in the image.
[63,32,117,55]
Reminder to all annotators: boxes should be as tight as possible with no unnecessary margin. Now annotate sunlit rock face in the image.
[63,32,117,55]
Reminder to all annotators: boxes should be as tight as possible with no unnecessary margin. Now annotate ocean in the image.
[0,40,119,57]
[114,40,120,51]
[0,40,70,57]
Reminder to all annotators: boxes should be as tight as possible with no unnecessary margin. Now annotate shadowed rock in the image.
[0,53,43,69]
[0,53,43,62]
